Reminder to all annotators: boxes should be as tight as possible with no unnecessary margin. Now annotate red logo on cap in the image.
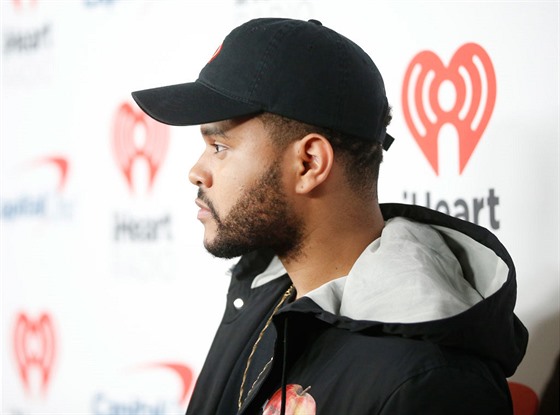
[208,43,223,63]
[402,43,496,175]
[13,312,57,395]
[112,102,170,193]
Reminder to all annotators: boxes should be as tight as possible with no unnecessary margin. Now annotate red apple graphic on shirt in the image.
[263,384,316,415]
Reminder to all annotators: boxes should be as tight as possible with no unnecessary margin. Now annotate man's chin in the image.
[204,244,246,259]
[201,223,219,243]
[202,235,220,256]
[203,235,254,259]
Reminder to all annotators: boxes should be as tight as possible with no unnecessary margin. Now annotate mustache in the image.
[197,189,221,222]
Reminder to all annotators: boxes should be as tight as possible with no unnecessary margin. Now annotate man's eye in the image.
[213,144,227,153]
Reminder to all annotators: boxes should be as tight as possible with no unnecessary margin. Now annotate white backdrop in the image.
[1,1,558,414]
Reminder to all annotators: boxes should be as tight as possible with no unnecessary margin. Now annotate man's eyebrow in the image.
[200,122,233,139]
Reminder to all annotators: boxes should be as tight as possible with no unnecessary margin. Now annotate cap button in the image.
[308,19,322,26]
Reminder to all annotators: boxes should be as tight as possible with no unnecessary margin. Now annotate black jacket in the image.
[186,204,528,415]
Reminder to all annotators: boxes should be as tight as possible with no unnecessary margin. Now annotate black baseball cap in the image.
[132,18,394,150]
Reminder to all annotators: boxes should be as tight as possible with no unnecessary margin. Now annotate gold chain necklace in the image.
[238,285,295,410]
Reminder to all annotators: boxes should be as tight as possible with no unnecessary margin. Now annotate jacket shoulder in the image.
[379,364,512,415]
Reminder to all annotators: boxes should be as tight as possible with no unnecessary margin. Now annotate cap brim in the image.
[131,81,262,126]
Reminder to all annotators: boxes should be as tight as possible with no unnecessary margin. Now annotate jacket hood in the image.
[250,203,527,377]
[305,216,498,323]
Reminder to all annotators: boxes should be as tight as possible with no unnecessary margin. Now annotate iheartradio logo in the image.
[28,156,69,192]
[402,43,496,175]
[13,312,57,395]
[138,362,195,405]
[112,102,170,193]
[12,0,38,9]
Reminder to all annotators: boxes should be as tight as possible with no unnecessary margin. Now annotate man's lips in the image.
[195,199,212,220]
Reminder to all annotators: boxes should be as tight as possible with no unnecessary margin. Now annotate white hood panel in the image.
[306,218,508,323]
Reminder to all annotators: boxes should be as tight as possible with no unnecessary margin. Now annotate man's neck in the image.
[280,203,385,299]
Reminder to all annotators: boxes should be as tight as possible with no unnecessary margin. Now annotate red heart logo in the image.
[402,43,496,175]
[12,0,38,10]
[13,312,56,395]
[112,102,170,193]
[28,156,69,192]
[137,362,195,405]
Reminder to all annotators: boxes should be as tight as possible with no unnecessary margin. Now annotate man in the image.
[132,18,528,415]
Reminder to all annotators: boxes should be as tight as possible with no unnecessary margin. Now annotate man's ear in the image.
[291,133,334,195]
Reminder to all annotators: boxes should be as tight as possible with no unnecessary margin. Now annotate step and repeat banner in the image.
[2,1,558,413]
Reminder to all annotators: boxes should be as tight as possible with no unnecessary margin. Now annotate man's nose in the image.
[188,155,212,188]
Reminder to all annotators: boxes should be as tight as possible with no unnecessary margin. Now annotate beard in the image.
[198,162,305,260]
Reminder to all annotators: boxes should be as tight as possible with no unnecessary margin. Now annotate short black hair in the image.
[258,110,391,199]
